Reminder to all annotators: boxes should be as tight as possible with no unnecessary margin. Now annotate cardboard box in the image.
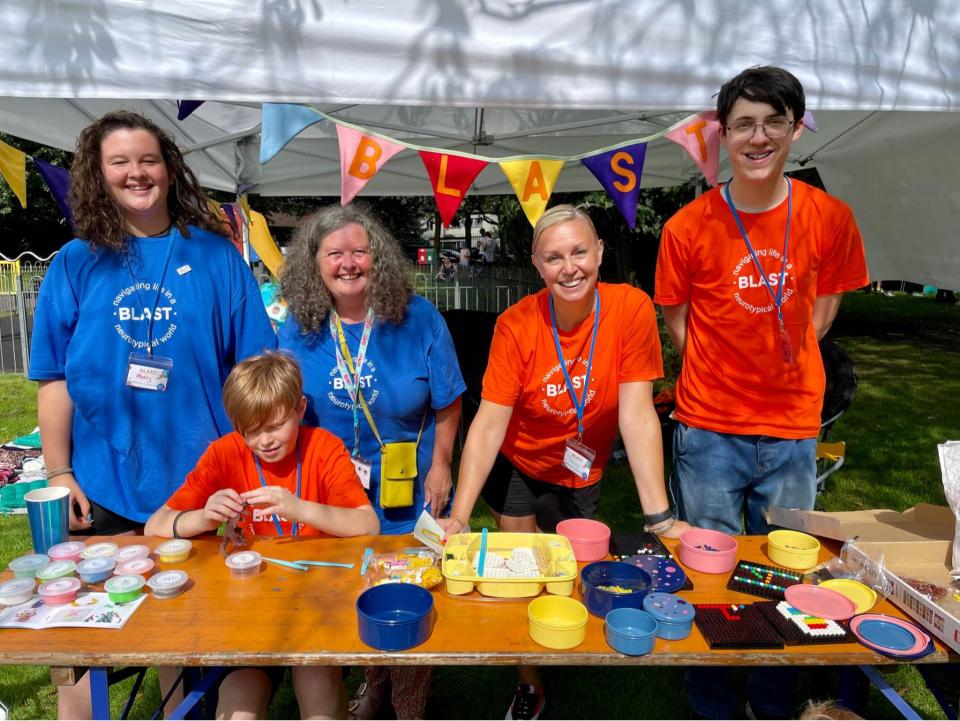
[767,503,960,654]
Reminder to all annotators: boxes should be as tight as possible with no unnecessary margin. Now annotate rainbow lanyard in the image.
[548,289,600,441]
[252,438,301,537]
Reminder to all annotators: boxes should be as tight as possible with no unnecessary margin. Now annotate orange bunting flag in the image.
[336,125,405,205]
[0,140,27,208]
[499,159,564,227]
[419,151,488,227]
[665,112,721,187]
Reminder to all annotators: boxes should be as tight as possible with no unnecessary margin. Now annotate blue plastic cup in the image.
[24,486,70,554]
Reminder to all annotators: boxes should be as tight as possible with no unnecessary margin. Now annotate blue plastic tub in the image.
[580,561,651,618]
[642,591,696,640]
[604,608,658,656]
[356,583,434,651]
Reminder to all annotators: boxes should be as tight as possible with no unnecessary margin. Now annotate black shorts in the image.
[71,498,144,536]
[480,453,601,533]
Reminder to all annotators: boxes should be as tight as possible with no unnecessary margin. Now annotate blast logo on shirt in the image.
[539,357,596,417]
[730,250,795,315]
[326,357,380,409]
[111,283,179,350]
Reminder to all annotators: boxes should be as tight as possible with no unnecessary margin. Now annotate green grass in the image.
[1,291,958,718]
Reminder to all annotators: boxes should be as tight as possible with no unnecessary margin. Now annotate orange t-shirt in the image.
[165,426,370,537]
[655,180,869,438]
[482,283,663,488]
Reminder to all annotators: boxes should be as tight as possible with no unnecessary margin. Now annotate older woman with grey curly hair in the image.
[278,203,465,718]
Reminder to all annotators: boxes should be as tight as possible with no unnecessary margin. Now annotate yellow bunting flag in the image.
[0,140,27,208]
[248,209,284,278]
[499,159,564,227]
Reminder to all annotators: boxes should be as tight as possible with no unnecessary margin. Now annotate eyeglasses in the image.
[725,118,796,141]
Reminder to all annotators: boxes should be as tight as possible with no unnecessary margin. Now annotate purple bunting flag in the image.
[33,158,72,226]
[177,101,205,121]
[580,143,647,229]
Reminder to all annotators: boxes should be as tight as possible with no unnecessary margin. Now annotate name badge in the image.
[125,352,173,391]
[562,438,596,481]
[352,456,373,490]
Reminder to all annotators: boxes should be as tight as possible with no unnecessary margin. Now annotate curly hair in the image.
[69,110,225,252]
[281,204,413,333]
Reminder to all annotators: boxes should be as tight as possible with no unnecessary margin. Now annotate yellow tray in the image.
[441,532,578,598]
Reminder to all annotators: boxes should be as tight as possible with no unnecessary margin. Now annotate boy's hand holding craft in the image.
[202,488,246,525]
[242,485,303,522]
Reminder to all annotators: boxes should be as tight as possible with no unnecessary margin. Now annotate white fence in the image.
[0,260,47,374]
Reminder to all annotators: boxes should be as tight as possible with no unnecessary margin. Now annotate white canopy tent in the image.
[0,0,958,286]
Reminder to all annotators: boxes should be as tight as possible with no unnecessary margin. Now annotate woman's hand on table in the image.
[658,518,692,539]
[203,488,246,524]
[241,485,303,523]
[423,463,453,518]
[51,473,92,531]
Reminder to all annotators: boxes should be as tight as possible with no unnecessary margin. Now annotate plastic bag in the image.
[937,440,960,579]
[362,547,442,590]
[812,538,893,601]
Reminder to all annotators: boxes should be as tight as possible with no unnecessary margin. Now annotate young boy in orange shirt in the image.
[146,352,379,719]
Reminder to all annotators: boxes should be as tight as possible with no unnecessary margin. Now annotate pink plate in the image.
[784,584,857,620]
[850,613,931,657]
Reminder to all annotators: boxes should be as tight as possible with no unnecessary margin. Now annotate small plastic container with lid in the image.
[38,577,82,606]
[146,570,189,599]
[47,541,86,563]
[8,553,49,578]
[77,557,116,585]
[104,574,146,604]
[225,551,262,579]
[81,542,119,560]
[36,560,77,581]
[642,591,696,640]
[116,557,155,578]
[0,578,36,606]
[155,539,192,564]
[113,544,151,564]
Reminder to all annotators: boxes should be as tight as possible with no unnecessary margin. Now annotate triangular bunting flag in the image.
[260,103,324,164]
[248,209,284,277]
[802,110,818,133]
[177,101,205,121]
[581,143,647,229]
[0,140,27,208]
[665,112,721,187]
[499,159,564,227]
[419,151,488,227]
[336,125,405,205]
[33,158,72,225]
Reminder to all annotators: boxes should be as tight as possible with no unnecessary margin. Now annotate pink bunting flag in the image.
[336,125,405,205]
[419,151,488,227]
[665,112,721,187]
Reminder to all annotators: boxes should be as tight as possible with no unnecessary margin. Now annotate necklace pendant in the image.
[779,326,795,364]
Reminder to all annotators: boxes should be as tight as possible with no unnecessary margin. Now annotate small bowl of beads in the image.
[0,578,36,606]
[104,574,146,604]
[8,553,49,578]
[36,560,77,582]
[115,557,155,579]
[77,557,116,585]
[81,542,118,560]
[47,541,86,563]
[146,570,189,599]
[678,529,738,574]
[39,577,82,606]
[155,539,192,564]
[580,561,651,618]
[225,551,262,579]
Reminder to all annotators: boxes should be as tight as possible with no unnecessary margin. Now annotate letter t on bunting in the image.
[580,143,647,229]
[419,151,488,227]
[499,159,565,227]
[337,125,405,205]
[665,112,721,187]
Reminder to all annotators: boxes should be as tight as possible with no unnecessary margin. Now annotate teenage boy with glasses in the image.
[654,66,869,719]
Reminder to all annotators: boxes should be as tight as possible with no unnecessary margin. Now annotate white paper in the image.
[413,510,446,555]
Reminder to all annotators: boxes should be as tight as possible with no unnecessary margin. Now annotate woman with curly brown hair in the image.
[278,204,465,719]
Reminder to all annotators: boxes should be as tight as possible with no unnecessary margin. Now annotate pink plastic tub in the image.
[678,529,738,574]
[556,519,611,562]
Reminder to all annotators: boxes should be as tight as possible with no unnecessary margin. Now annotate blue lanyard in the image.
[548,289,600,440]
[329,310,375,457]
[723,179,793,328]
[252,437,301,537]
[122,228,177,358]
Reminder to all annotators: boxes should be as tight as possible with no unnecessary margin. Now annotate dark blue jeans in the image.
[671,422,817,719]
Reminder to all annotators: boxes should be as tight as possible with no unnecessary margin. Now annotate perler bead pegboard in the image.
[726,560,802,601]
[693,603,784,649]
[611,530,694,591]
[756,600,852,645]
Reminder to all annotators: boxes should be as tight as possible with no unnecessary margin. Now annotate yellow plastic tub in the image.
[766,530,820,570]
[527,595,588,649]
[441,532,577,598]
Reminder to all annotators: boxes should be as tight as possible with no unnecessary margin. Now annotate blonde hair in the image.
[531,204,599,252]
[222,352,303,434]
[799,701,863,720]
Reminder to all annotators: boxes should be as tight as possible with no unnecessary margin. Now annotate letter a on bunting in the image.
[581,143,647,229]
[500,159,564,227]
[419,152,488,227]
[337,125,405,205]
[665,112,721,187]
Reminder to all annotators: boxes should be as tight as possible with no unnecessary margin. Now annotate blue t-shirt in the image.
[29,226,277,521]
[278,295,465,534]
